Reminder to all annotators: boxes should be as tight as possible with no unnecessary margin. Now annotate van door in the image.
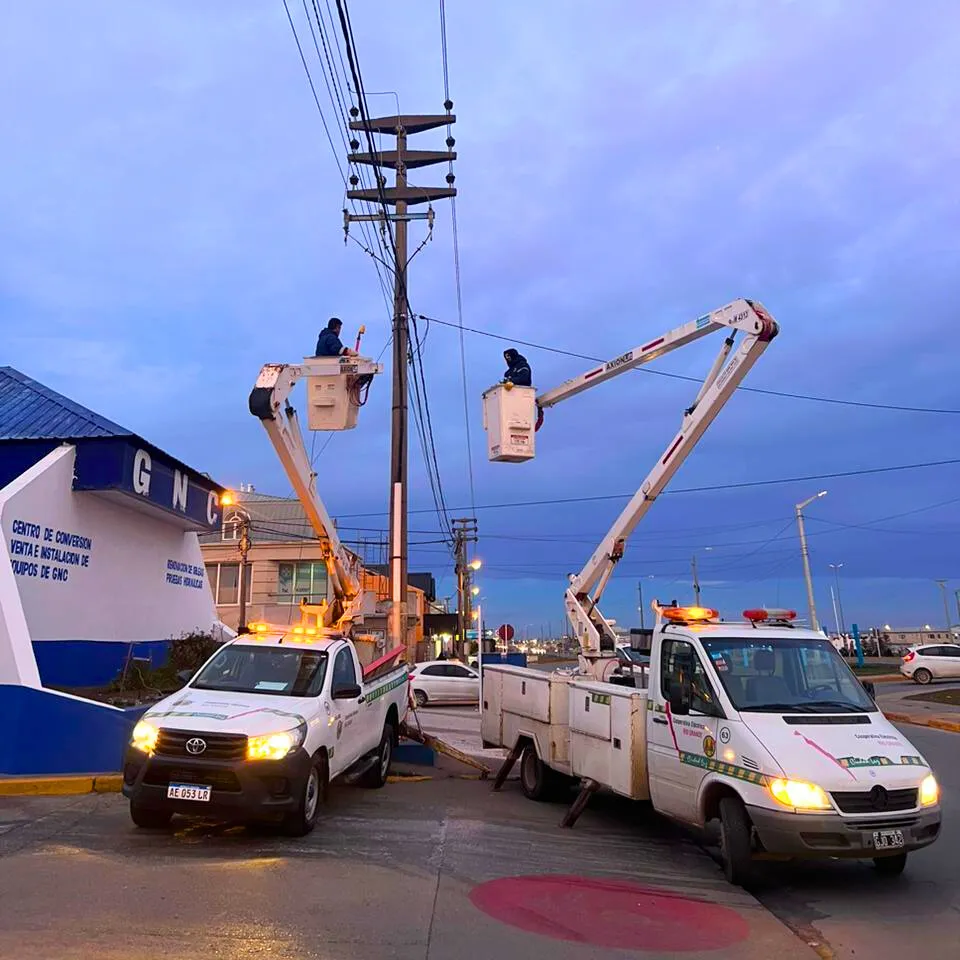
[445,663,480,702]
[647,639,723,823]
[330,646,364,769]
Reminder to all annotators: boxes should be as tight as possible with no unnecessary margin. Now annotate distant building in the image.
[877,627,960,654]
[198,490,433,659]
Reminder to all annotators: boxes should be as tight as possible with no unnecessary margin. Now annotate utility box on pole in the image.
[482,383,537,462]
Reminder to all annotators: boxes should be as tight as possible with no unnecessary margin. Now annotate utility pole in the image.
[936,579,951,630]
[691,554,701,606]
[452,517,478,659]
[795,491,827,631]
[347,109,456,657]
[237,512,251,634]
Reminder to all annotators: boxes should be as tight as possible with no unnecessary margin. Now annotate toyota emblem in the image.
[185,737,207,756]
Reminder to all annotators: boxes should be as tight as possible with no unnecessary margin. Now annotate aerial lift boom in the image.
[249,355,382,634]
[484,298,779,680]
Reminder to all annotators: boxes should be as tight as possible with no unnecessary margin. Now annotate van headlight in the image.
[131,720,159,754]
[920,774,939,807]
[768,778,832,810]
[246,724,306,761]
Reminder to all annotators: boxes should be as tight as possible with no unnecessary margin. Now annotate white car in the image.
[901,644,960,684]
[409,660,479,707]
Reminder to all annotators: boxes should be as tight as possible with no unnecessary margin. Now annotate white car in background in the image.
[901,644,960,684]
[409,660,479,706]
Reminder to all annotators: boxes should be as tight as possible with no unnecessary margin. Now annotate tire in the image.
[873,852,907,877]
[361,722,394,789]
[129,801,173,829]
[913,668,933,685]
[414,689,429,708]
[282,755,327,837]
[519,742,564,802]
[719,796,755,887]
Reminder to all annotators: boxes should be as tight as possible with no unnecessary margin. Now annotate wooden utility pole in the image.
[452,517,478,659]
[346,110,456,655]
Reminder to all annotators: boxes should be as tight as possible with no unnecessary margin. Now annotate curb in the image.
[884,711,960,734]
[0,774,123,797]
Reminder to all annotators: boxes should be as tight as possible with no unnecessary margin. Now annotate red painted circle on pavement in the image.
[469,875,749,952]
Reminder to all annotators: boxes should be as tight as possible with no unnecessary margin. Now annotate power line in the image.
[419,314,960,416]
[334,456,960,517]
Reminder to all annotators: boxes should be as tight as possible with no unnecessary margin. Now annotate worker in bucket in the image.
[502,347,532,386]
[315,317,358,358]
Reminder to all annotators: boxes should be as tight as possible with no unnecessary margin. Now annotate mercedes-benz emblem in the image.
[869,785,889,811]
[185,737,207,756]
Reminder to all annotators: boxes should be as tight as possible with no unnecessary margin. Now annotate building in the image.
[0,366,227,774]
[877,627,960,655]
[198,490,433,659]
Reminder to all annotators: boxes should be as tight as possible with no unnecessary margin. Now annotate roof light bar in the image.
[661,606,718,623]
[743,608,797,623]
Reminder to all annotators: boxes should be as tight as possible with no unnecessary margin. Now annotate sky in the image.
[3,0,959,636]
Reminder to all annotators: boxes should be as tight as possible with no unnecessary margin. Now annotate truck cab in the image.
[122,623,408,836]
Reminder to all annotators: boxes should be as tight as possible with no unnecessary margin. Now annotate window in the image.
[222,515,241,541]
[205,563,250,606]
[192,645,327,697]
[660,640,722,717]
[448,665,477,678]
[420,665,447,676]
[332,648,357,690]
[277,562,328,604]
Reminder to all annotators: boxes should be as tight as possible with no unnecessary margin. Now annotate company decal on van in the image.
[366,672,408,704]
[680,752,770,786]
[837,754,925,769]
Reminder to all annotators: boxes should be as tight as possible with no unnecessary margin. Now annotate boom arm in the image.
[539,298,779,678]
[249,357,382,632]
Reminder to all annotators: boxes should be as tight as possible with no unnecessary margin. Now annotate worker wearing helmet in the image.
[502,348,532,387]
[315,318,358,358]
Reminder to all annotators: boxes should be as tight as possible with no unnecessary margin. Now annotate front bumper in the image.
[747,803,941,859]
[122,747,313,818]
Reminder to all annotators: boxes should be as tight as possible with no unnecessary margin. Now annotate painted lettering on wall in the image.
[165,559,205,590]
[7,518,94,583]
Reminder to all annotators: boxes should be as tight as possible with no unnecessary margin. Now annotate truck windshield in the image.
[700,636,875,713]
[192,646,328,697]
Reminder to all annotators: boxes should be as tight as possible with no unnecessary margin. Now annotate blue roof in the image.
[0,366,133,440]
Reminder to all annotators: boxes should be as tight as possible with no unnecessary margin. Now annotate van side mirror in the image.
[332,683,362,700]
[669,680,690,716]
[862,680,876,701]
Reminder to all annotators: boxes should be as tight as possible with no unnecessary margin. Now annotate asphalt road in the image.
[0,775,811,960]
[749,723,959,960]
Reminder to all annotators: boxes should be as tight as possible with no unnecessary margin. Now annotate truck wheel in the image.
[361,722,394,789]
[282,755,327,837]
[129,801,173,829]
[414,689,429,708]
[913,668,932,685]
[873,853,907,877]
[519,742,560,801]
[719,796,755,886]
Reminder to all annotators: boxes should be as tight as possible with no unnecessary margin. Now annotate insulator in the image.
[443,99,453,111]
[349,106,359,118]
[350,139,360,150]
[445,173,456,185]
[446,136,455,148]
[349,175,359,186]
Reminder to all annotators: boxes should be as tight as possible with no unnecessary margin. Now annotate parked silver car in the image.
[409,660,480,706]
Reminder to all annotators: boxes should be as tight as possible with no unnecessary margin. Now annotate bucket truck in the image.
[480,300,941,884]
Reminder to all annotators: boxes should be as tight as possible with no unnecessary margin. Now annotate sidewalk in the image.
[878,686,960,733]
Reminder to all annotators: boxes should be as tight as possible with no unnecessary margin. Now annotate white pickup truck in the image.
[482,606,942,883]
[122,624,409,835]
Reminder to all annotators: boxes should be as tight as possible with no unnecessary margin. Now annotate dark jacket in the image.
[315,328,345,357]
[503,350,532,387]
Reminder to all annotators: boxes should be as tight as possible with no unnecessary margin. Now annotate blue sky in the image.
[3,1,959,635]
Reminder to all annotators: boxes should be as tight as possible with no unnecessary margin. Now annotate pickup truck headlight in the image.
[246,724,306,761]
[131,720,159,754]
[920,774,939,806]
[768,778,832,811]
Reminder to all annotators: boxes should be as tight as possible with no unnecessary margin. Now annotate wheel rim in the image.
[415,691,427,706]
[917,670,931,684]
[304,768,319,821]
[380,736,392,780]
[520,749,536,790]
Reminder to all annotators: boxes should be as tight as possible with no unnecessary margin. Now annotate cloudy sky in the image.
[3,1,958,635]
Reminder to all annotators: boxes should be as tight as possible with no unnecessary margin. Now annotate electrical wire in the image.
[419,314,960,416]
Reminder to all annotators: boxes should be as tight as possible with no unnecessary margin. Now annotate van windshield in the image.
[192,645,328,697]
[700,636,875,713]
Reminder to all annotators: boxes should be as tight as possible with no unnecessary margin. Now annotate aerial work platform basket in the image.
[482,383,537,462]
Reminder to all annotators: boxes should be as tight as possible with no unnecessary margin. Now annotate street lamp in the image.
[471,585,480,597]
[469,559,482,571]
[691,548,712,606]
[637,575,654,630]
[795,491,827,631]
[935,580,951,630]
[828,563,846,636]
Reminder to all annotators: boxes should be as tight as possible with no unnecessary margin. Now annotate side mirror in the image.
[332,683,362,700]
[669,681,690,716]
[862,680,876,701]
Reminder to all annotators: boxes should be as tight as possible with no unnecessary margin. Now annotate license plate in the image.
[872,829,904,850]
[167,783,211,802]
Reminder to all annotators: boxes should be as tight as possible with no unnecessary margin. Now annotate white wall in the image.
[0,445,219,685]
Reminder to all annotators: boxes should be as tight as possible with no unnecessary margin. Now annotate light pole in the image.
[637,576,654,630]
[795,491,827,631]
[936,580,951,630]
[221,492,251,634]
[829,563,846,636]
[691,549,712,606]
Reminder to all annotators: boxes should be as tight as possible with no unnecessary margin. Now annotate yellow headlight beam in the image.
[768,778,832,810]
[131,720,159,754]
[246,730,296,761]
[920,774,939,807]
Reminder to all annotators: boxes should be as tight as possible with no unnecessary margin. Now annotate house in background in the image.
[198,489,434,659]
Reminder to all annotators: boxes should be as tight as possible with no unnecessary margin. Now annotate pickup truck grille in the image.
[156,729,247,761]
[143,764,241,792]
[831,787,917,814]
